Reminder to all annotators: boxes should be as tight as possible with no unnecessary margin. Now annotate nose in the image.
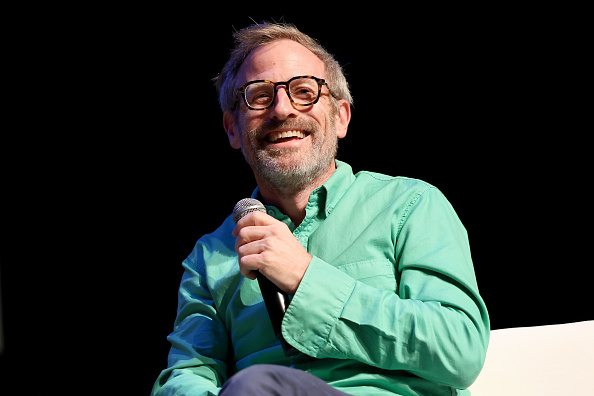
[268,86,298,120]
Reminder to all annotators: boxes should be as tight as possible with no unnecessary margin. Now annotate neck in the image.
[255,162,336,227]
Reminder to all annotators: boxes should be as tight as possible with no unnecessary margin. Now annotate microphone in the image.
[233,198,299,356]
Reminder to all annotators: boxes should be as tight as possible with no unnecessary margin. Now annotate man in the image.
[152,22,489,396]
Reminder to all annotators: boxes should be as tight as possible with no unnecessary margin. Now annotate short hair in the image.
[214,22,353,113]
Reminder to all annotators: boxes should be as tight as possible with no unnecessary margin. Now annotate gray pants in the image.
[219,364,351,396]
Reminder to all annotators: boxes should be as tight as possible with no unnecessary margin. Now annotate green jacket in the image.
[152,160,489,395]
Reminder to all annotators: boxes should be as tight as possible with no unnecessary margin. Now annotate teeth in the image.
[269,130,307,143]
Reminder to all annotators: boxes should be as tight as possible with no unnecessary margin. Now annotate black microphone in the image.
[233,198,299,356]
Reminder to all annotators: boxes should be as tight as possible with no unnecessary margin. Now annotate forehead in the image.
[237,39,325,85]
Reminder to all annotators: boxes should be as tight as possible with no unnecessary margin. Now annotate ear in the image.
[223,110,242,149]
[334,99,351,139]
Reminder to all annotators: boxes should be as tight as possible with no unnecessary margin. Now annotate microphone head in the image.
[233,198,266,224]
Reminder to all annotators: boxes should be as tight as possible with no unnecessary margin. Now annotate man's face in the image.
[224,39,349,194]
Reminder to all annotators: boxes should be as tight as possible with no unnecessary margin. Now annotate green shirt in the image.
[152,160,489,396]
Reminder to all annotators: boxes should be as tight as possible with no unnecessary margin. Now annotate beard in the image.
[237,116,338,196]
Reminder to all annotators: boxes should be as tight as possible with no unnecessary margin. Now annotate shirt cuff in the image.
[281,256,356,357]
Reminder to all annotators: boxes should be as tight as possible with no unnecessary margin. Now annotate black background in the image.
[1,8,590,395]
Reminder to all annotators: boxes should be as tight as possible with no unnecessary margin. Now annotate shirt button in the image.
[267,209,275,215]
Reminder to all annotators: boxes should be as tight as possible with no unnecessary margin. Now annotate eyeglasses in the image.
[236,75,331,110]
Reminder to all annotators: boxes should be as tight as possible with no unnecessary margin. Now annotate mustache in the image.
[246,118,319,139]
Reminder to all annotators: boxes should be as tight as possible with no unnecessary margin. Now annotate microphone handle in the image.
[256,272,300,356]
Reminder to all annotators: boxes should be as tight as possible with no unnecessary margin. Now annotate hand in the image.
[232,211,312,294]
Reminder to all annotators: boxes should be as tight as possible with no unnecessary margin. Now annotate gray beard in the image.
[238,118,338,196]
[249,138,337,196]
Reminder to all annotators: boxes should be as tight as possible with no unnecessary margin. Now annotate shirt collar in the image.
[250,159,355,219]
[317,159,355,218]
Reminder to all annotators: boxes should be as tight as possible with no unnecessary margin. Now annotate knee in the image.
[221,365,281,395]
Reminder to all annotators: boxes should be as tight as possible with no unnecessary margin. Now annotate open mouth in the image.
[266,130,309,143]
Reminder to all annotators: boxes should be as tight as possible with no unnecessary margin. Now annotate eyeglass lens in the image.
[245,77,319,109]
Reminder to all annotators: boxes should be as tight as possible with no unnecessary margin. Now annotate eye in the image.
[246,83,274,106]
[296,87,314,95]
[251,92,272,103]
[290,85,317,101]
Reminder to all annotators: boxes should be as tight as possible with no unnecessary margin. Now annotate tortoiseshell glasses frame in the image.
[235,75,333,111]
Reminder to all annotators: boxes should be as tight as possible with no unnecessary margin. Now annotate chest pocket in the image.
[336,259,396,292]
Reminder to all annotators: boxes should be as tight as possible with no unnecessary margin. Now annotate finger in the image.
[238,249,264,278]
[243,270,258,280]
[234,226,270,253]
[236,238,267,258]
[232,211,277,237]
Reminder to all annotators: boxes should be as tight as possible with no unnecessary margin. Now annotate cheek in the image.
[239,113,265,134]
[315,101,337,130]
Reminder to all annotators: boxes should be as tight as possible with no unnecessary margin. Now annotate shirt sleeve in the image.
[281,187,490,390]
[151,241,228,396]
